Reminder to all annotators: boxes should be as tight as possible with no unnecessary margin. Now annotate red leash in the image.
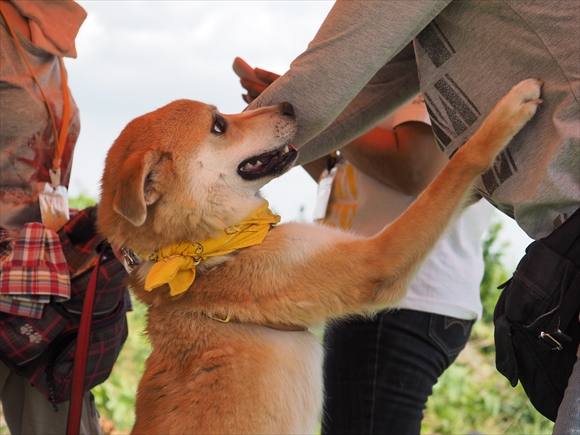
[66,248,104,435]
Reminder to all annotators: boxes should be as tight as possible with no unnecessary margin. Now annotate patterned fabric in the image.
[17,294,129,404]
[57,208,131,316]
[0,206,130,404]
[0,303,69,366]
[58,208,103,275]
[0,223,70,318]
[0,296,44,319]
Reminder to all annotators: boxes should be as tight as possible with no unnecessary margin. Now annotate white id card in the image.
[37,182,69,231]
[312,166,337,221]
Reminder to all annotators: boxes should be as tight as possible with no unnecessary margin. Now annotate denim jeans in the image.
[321,309,474,435]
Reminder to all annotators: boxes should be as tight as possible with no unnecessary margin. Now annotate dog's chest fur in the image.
[133,300,323,434]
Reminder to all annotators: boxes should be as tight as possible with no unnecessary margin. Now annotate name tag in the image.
[313,167,337,221]
[38,182,69,231]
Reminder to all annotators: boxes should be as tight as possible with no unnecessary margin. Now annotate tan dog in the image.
[98,79,542,434]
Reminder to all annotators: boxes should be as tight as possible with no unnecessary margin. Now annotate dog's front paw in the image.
[458,78,543,173]
[469,78,543,163]
[493,78,543,135]
[504,78,543,126]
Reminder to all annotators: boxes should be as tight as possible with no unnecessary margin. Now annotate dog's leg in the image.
[361,78,543,307]
[164,79,542,326]
[268,78,543,315]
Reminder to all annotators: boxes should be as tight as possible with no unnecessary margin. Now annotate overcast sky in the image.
[66,0,333,214]
[65,0,532,269]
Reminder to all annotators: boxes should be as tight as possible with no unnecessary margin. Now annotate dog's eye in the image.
[212,118,226,134]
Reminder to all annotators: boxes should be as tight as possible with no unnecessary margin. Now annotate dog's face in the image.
[98,99,297,251]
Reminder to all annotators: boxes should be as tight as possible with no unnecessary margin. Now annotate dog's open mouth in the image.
[238,144,298,180]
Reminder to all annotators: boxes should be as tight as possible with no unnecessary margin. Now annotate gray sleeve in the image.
[247,0,451,161]
[297,43,420,165]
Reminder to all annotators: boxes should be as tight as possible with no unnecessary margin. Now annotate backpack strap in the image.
[66,245,105,435]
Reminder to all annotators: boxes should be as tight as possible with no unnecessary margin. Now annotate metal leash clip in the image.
[121,247,142,273]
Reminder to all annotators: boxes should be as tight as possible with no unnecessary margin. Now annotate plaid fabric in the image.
[57,208,132,316]
[0,223,70,318]
[0,206,130,404]
[18,295,129,403]
[0,295,45,318]
[58,208,103,275]
[0,302,69,366]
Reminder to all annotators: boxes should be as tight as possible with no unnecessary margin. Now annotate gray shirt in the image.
[248,0,580,240]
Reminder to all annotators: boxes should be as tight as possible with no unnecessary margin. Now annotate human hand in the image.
[233,57,280,104]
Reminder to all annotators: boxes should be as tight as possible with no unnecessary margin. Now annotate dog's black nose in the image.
[280,102,295,117]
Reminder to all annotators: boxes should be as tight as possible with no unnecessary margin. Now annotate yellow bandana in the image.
[135,202,280,296]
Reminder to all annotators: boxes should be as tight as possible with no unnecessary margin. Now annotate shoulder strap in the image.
[66,246,104,435]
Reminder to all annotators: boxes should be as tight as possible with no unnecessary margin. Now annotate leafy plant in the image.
[93,299,151,432]
[479,219,512,325]
[68,192,97,211]
[422,321,554,434]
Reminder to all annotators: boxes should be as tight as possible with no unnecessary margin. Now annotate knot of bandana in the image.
[134,202,280,296]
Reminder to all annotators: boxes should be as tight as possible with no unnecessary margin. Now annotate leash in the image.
[66,246,105,435]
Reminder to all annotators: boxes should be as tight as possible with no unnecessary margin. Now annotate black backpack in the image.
[493,208,580,422]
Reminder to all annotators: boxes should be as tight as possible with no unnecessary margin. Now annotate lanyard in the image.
[0,4,71,187]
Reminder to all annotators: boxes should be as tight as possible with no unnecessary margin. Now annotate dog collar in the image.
[205,312,308,332]
[121,247,142,274]
[130,201,280,296]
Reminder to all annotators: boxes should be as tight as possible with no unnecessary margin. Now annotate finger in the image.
[246,88,261,99]
[240,78,268,97]
[255,68,281,85]
[233,57,268,84]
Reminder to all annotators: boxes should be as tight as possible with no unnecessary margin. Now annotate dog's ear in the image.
[113,149,162,226]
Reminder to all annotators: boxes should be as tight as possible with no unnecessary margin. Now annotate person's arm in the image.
[340,121,447,196]
[246,0,451,162]
[233,61,330,183]
[234,62,445,193]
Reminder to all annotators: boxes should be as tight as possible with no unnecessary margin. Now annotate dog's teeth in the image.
[283,145,289,153]
[243,163,253,171]
[256,160,262,166]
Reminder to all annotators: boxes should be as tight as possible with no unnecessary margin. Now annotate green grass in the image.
[422,322,553,434]
[93,300,151,431]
